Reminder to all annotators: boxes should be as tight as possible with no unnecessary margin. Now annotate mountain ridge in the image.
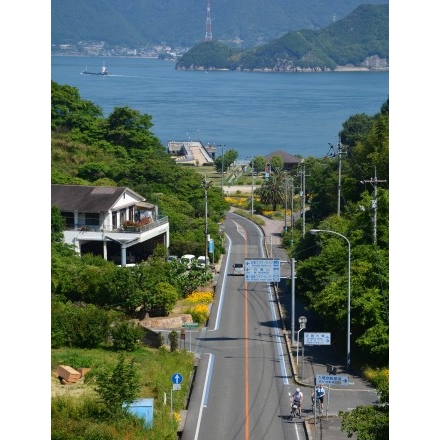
[51,0,389,49]
[176,4,388,71]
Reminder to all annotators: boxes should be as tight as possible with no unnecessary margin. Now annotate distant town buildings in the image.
[51,41,189,59]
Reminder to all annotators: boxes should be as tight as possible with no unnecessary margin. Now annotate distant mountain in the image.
[176,4,388,71]
[52,0,389,49]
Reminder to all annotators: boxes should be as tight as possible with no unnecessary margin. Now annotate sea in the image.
[51,56,389,160]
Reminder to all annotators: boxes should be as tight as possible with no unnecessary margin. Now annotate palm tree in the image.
[256,172,285,211]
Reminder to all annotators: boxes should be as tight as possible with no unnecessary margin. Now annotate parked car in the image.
[167,255,179,263]
[232,262,244,275]
[180,254,196,267]
[196,256,210,268]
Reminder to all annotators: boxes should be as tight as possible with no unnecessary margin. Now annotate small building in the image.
[51,184,170,265]
[264,150,302,171]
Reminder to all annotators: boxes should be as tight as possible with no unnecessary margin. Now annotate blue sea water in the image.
[51,56,389,160]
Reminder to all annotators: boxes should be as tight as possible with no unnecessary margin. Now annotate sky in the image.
[3,2,438,437]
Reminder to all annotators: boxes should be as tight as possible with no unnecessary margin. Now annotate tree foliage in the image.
[256,171,286,211]
[94,353,142,416]
[339,405,389,440]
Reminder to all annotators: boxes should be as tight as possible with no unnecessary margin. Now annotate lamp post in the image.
[310,229,351,370]
[296,316,307,367]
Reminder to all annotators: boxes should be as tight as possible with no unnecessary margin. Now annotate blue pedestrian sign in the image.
[171,373,183,385]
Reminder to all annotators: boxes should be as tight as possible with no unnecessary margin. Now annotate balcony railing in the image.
[67,216,168,233]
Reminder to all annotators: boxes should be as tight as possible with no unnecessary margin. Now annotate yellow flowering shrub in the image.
[183,291,214,305]
[224,196,248,208]
[182,291,213,324]
[363,367,389,388]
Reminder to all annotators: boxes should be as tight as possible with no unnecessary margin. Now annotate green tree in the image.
[152,282,179,315]
[168,330,179,352]
[339,113,373,147]
[214,149,239,172]
[51,300,112,348]
[105,106,163,152]
[270,155,284,172]
[339,405,389,440]
[51,80,103,131]
[253,156,267,173]
[51,206,65,243]
[95,353,141,416]
[256,172,285,211]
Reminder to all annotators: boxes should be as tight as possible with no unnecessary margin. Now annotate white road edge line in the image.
[194,353,214,440]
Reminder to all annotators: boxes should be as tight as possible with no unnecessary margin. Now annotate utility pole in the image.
[362,167,387,245]
[219,144,225,197]
[284,174,288,233]
[201,175,212,269]
[298,162,307,239]
[247,156,255,216]
[290,182,295,246]
[337,142,348,216]
[251,157,254,217]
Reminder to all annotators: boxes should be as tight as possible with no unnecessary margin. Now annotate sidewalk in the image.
[253,212,372,439]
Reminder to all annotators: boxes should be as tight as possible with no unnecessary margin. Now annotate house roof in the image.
[51,185,145,212]
[264,150,302,165]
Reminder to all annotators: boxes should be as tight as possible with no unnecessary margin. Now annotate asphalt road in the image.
[182,213,306,440]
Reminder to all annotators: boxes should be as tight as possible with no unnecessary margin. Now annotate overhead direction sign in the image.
[244,258,280,282]
[171,373,183,385]
[316,375,349,386]
[304,332,331,345]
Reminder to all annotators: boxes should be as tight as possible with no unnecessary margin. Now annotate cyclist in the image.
[291,387,303,418]
[315,383,326,414]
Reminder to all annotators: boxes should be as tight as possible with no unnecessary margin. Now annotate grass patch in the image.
[52,346,194,438]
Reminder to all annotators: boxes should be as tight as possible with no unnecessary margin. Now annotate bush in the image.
[168,330,179,352]
[110,320,145,351]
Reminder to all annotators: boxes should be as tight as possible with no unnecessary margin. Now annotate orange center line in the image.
[244,231,250,440]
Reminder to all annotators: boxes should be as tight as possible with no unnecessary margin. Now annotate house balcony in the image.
[63,216,170,261]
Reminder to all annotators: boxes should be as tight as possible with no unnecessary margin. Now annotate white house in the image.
[51,184,169,265]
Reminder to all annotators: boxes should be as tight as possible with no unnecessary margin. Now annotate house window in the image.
[85,213,99,226]
[62,212,74,228]
[112,211,117,229]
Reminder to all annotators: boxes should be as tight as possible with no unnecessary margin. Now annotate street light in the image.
[310,229,351,370]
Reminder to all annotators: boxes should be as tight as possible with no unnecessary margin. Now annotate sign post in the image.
[182,323,198,352]
[170,373,183,418]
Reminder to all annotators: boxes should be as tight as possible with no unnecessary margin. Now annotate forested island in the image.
[176,5,388,72]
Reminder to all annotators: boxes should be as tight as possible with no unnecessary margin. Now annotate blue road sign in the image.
[316,374,349,386]
[171,373,183,384]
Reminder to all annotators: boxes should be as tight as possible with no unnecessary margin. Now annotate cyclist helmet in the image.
[296,388,300,392]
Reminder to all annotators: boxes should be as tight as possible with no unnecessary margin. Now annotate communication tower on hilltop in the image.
[205,1,212,41]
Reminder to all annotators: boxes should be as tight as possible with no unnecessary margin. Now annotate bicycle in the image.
[291,402,300,419]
